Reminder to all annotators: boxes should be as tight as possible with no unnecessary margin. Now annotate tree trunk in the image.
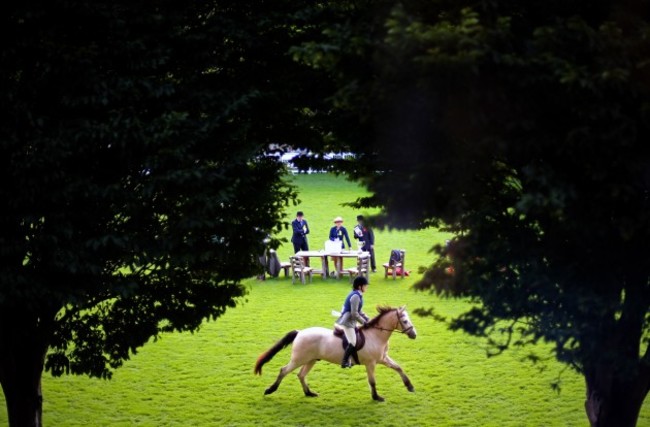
[0,314,50,427]
[584,368,650,427]
[0,367,44,427]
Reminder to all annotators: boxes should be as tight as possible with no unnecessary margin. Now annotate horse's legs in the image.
[297,360,319,397]
[364,362,384,402]
[265,360,300,395]
[380,355,415,392]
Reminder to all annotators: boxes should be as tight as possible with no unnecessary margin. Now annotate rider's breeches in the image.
[342,326,356,346]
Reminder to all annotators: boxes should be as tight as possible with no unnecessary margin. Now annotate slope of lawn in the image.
[1,173,649,426]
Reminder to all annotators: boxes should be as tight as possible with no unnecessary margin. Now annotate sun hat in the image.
[333,216,343,223]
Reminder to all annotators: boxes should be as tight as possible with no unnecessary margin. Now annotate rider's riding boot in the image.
[350,346,360,365]
[341,343,355,368]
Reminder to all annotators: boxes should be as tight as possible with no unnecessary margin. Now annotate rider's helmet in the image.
[352,276,368,290]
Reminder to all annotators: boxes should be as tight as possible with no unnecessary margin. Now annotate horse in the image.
[254,306,417,402]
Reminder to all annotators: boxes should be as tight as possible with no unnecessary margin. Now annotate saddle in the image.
[333,327,366,352]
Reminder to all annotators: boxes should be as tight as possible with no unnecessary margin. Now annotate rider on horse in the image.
[335,276,370,368]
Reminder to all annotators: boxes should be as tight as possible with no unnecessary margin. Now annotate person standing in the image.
[329,216,351,274]
[291,211,310,253]
[353,215,376,272]
[336,276,370,368]
[329,216,351,249]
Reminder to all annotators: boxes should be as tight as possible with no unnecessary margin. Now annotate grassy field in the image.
[2,173,649,426]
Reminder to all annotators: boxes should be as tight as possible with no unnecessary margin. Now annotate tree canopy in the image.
[0,1,326,425]
[295,1,650,425]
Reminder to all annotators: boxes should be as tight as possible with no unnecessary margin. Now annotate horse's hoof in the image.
[305,391,319,397]
[264,383,279,395]
[373,395,385,402]
[407,386,415,393]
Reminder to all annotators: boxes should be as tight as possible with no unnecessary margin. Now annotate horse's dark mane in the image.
[362,305,397,329]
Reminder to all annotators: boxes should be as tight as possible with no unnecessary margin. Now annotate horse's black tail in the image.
[254,330,299,375]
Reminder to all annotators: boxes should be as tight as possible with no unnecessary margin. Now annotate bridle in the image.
[371,309,414,334]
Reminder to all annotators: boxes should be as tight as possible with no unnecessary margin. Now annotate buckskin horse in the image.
[254,306,417,401]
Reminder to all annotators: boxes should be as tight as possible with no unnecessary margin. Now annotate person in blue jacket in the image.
[335,276,369,368]
[291,211,310,253]
[329,216,351,249]
[329,216,352,274]
[353,215,376,272]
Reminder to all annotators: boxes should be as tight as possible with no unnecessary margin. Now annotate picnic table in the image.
[295,250,370,279]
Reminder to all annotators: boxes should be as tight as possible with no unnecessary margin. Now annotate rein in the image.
[369,309,413,334]
[372,325,412,334]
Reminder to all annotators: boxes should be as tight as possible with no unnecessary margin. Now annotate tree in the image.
[0,1,326,425]
[296,1,650,425]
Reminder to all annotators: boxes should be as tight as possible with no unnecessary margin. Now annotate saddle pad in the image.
[333,327,366,351]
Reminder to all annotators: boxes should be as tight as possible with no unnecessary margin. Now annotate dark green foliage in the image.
[0,0,323,385]
[294,1,650,425]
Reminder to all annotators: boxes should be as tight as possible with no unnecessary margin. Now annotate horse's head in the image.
[367,305,417,338]
[397,306,417,339]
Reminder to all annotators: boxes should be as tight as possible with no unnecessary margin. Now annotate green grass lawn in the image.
[2,173,649,426]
